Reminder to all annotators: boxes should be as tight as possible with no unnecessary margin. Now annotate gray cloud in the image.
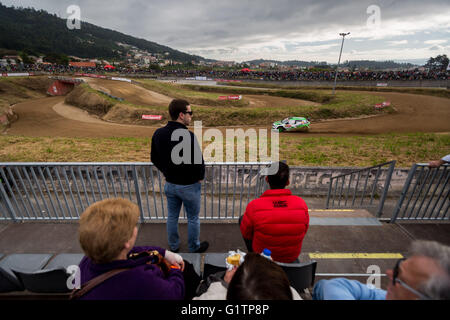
[2,0,450,62]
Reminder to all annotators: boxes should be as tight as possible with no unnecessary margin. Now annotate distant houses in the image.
[2,55,21,65]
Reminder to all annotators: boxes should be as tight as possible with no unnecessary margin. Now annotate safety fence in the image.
[325,161,396,217]
[390,164,449,222]
[2,162,448,223]
[0,163,270,222]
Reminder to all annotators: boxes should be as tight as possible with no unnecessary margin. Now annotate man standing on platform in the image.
[151,99,209,253]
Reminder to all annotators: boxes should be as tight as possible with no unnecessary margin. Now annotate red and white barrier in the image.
[142,115,162,120]
[1,72,32,77]
[75,73,108,79]
[215,79,242,83]
[111,77,132,83]
[218,95,242,101]
[375,101,391,109]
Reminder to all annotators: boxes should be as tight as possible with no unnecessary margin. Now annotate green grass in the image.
[185,91,385,126]
[1,133,448,167]
[73,81,387,127]
[136,80,249,107]
[281,132,450,167]
[180,83,334,103]
[219,81,450,99]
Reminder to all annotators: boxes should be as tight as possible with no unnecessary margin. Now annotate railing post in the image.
[132,166,145,223]
[390,164,417,223]
[0,179,17,222]
[326,175,333,209]
[376,160,396,218]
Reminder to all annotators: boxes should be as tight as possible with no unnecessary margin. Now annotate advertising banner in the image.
[142,115,163,120]
[6,73,30,77]
[218,95,242,100]
[375,101,391,109]
[111,77,132,83]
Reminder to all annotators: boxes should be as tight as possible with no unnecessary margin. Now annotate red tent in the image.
[104,65,116,70]
[241,68,252,72]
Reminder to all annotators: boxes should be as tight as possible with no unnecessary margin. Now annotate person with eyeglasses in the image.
[151,99,209,254]
[312,240,450,300]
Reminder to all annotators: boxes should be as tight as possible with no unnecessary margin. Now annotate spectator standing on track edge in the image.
[151,99,209,253]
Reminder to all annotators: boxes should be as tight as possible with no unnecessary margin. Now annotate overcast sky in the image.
[2,0,450,64]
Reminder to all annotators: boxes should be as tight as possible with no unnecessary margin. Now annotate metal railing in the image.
[390,164,449,222]
[325,161,396,217]
[0,162,270,222]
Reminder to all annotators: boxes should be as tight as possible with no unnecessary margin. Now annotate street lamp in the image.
[332,32,350,95]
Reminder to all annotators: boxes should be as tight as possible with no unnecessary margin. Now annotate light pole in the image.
[332,32,350,95]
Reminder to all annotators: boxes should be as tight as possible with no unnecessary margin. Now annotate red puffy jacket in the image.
[240,189,309,263]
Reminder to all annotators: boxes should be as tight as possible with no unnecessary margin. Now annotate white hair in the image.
[410,240,450,300]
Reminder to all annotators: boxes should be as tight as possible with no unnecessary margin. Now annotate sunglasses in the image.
[183,111,193,115]
[392,258,431,300]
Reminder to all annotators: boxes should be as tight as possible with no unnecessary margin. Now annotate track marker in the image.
[309,253,403,259]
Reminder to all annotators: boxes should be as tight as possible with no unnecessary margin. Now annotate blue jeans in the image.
[164,181,201,252]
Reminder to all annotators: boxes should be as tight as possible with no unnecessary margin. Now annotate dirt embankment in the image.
[84,78,172,107]
[65,84,169,125]
[0,76,52,131]
[65,85,115,116]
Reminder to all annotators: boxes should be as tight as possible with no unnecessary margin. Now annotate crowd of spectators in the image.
[1,63,449,81]
[160,69,449,81]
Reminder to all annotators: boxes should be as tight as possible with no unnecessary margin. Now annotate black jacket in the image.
[151,121,205,185]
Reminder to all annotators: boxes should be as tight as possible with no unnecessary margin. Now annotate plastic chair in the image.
[203,253,228,279]
[0,254,53,293]
[12,254,84,293]
[276,260,317,293]
[179,253,202,277]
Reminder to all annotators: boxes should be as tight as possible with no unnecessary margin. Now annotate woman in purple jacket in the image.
[76,198,188,300]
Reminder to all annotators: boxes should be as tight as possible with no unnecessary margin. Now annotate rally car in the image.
[272,117,310,132]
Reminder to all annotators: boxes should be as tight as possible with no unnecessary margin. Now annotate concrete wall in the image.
[287,166,410,197]
[201,165,411,198]
[47,80,75,96]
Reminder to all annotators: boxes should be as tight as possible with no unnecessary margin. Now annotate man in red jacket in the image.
[239,162,309,263]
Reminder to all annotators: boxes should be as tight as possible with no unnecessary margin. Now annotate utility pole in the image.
[332,32,350,95]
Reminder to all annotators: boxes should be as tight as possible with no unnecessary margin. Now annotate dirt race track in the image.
[5,80,450,138]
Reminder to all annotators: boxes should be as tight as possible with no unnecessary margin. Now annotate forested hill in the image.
[0,3,203,62]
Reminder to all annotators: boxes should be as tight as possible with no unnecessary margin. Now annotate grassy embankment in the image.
[69,79,388,127]
[139,80,390,126]
[218,81,450,99]
[1,132,448,167]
